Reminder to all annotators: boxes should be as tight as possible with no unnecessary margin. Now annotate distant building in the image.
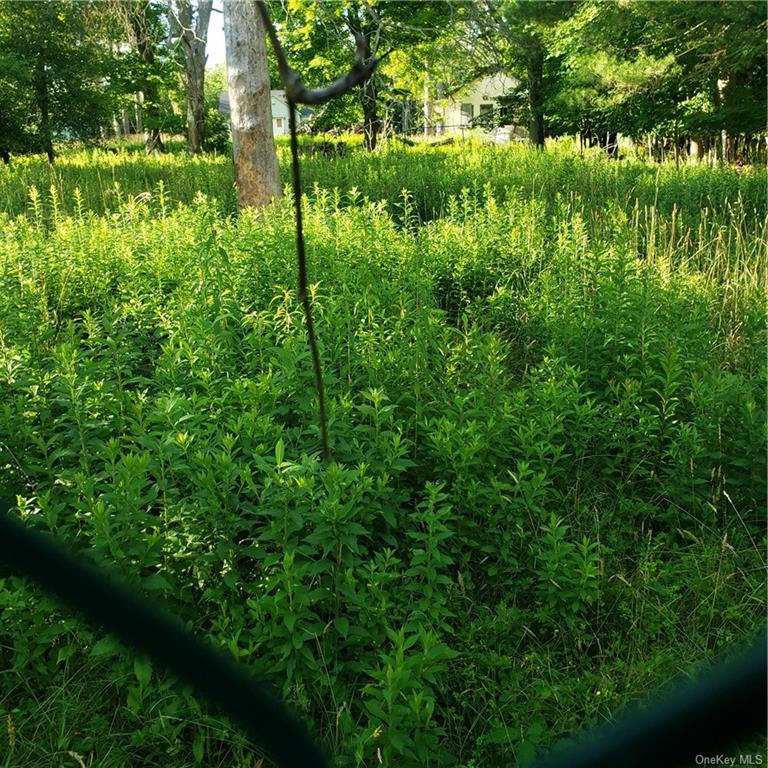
[435,73,525,140]
[218,90,312,136]
[269,90,290,135]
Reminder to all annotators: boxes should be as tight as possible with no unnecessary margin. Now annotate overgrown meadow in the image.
[0,141,765,767]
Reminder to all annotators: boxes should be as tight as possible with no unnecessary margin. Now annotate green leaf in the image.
[56,643,76,664]
[517,740,537,766]
[91,636,121,658]
[134,655,152,688]
[223,571,238,589]
[127,684,143,714]
[334,616,350,637]
[192,732,204,763]
[142,573,172,591]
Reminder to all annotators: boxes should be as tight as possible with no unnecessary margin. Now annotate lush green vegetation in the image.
[1,143,765,767]
[1,137,766,223]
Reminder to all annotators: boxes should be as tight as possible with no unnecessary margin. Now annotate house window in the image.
[275,117,284,130]
[460,103,474,122]
[479,103,493,115]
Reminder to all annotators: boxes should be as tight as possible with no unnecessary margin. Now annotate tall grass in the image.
[2,139,765,224]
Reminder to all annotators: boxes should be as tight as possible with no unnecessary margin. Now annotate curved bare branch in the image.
[254,0,379,105]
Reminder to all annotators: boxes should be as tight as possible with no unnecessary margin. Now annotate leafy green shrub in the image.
[204,104,231,155]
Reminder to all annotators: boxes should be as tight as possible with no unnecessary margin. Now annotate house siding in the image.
[218,89,294,136]
[437,74,523,137]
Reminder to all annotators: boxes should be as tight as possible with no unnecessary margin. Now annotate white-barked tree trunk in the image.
[172,0,213,155]
[223,0,281,209]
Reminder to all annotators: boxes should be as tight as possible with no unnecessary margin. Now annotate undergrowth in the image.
[0,143,765,767]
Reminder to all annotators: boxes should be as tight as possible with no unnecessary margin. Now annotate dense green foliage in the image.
[546,0,767,155]
[0,0,190,158]
[0,143,765,767]
[0,0,117,158]
[459,0,766,158]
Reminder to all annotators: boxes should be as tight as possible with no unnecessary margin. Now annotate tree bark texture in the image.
[342,5,379,151]
[361,75,380,151]
[174,0,213,155]
[223,0,281,210]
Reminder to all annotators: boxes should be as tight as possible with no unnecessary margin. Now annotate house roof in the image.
[443,72,519,101]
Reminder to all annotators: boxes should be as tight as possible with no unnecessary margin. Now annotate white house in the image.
[269,90,290,135]
[435,73,524,139]
[218,90,301,136]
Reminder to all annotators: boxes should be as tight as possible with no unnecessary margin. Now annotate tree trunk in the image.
[32,3,55,163]
[139,72,164,152]
[135,92,144,134]
[174,0,213,155]
[527,41,545,149]
[712,76,727,163]
[673,120,679,169]
[35,54,54,162]
[184,44,208,154]
[361,75,380,151]
[743,134,754,163]
[223,0,281,210]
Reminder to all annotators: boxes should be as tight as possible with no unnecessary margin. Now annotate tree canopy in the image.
[0,0,764,160]
[0,0,116,159]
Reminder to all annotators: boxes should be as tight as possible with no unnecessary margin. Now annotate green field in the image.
[1,142,765,767]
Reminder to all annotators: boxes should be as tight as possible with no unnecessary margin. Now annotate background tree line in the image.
[0,0,226,161]
[0,0,764,164]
